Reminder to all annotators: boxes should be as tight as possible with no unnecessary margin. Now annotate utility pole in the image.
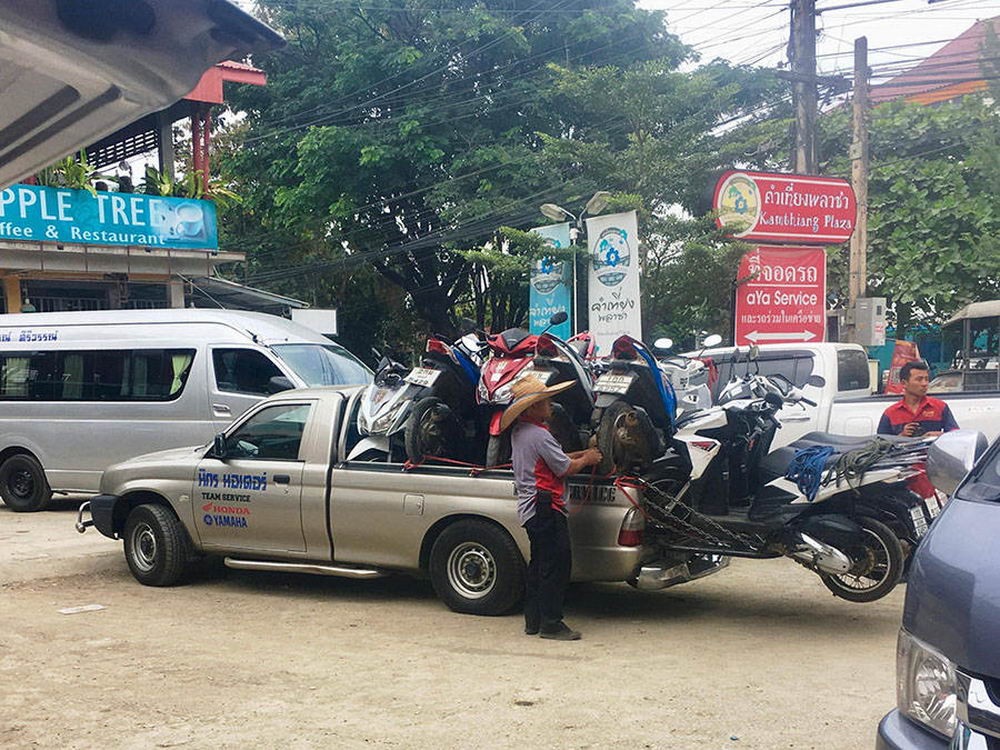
[789,0,818,173]
[846,36,869,343]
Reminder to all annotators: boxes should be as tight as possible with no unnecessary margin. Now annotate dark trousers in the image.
[523,498,572,631]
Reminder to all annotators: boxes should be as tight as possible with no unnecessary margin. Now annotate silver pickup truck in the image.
[77,386,722,615]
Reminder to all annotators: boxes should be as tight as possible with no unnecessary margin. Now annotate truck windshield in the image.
[956,444,1000,503]
[272,344,372,386]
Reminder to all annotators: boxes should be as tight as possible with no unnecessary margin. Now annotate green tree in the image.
[218,0,782,338]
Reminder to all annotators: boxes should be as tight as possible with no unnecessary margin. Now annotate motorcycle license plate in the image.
[596,373,632,394]
[924,495,943,520]
[525,368,555,385]
[909,505,929,538]
[405,367,441,387]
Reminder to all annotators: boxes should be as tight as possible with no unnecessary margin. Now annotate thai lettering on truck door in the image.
[193,402,312,552]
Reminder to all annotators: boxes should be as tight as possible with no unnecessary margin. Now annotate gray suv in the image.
[877,430,997,748]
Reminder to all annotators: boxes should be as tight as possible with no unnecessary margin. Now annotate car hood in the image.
[904,496,1000,676]
[111,444,205,469]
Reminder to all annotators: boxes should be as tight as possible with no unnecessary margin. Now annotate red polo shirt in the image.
[877,396,958,437]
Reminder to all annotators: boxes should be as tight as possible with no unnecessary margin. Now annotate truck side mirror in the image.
[267,376,295,394]
[212,433,228,459]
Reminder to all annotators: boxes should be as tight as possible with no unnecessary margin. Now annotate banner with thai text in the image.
[0,184,218,251]
[585,210,642,353]
[528,222,573,339]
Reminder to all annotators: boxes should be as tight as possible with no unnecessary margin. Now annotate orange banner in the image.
[884,340,921,394]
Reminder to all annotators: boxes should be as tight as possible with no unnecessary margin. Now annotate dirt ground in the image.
[1,499,899,749]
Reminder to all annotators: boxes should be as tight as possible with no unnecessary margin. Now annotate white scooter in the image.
[639,370,935,603]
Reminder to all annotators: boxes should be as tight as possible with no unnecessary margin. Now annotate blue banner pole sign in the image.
[0,184,219,251]
[528,222,573,339]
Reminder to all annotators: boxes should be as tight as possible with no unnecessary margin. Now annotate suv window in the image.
[837,348,870,392]
[226,403,311,461]
[213,348,284,395]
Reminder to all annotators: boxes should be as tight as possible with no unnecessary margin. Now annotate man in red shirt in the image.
[877,360,959,437]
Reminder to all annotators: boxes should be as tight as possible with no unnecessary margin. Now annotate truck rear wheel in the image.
[0,454,51,512]
[123,504,192,586]
[429,520,524,616]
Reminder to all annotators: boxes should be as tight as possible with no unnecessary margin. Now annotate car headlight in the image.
[897,629,958,738]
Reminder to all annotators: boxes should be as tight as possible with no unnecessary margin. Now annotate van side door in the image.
[192,401,313,553]
[208,346,293,426]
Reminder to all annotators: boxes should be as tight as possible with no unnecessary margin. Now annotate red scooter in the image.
[477,312,594,465]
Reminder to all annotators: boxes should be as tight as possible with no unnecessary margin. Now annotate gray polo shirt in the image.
[510,419,571,525]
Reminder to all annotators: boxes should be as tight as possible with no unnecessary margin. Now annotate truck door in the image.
[208,346,292,427]
[193,401,313,553]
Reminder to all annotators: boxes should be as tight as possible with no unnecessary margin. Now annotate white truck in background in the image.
[698,343,1000,448]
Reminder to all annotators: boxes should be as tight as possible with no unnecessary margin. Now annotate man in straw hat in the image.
[502,375,603,641]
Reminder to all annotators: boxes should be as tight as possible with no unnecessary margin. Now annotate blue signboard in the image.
[528,222,573,339]
[0,184,218,251]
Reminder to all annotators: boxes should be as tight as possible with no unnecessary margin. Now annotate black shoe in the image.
[539,622,581,641]
[524,625,539,636]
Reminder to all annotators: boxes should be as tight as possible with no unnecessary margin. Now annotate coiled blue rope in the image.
[784,445,835,502]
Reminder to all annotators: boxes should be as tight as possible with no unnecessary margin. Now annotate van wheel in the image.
[0,454,51,512]
[429,520,524,615]
[123,504,192,586]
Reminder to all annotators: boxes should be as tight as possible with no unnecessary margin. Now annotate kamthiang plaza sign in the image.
[713,170,856,245]
[0,184,218,251]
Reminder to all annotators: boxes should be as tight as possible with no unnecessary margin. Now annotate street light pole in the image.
[539,192,611,335]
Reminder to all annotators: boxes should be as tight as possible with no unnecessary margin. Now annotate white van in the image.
[0,309,371,511]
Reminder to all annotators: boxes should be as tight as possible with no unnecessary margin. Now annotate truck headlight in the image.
[897,629,958,738]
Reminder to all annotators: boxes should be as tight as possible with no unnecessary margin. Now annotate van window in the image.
[837,349,870,392]
[272,343,372,386]
[213,349,285,395]
[226,403,311,461]
[0,349,194,401]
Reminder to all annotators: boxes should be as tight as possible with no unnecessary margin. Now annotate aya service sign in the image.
[714,170,856,245]
[586,210,642,354]
[528,222,573,339]
[0,184,218,251]
[734,246,826,346]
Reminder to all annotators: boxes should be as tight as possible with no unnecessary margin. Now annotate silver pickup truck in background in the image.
[699,343,1000,448]
[77,386,724,616]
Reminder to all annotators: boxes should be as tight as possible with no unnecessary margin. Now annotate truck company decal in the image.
[202,512,248,528]
[198,469,267,491]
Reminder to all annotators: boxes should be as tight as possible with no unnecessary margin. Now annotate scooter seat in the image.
[756,446,802,485]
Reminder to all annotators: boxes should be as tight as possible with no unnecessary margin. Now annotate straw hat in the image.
[499,375,575,432]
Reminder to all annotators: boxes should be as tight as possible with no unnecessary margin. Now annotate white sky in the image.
[645,0,1000,79]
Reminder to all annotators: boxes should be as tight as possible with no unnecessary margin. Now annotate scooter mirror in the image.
[653,337,673,351]
[805,374,826,388]
[748,344,760,360]
[702,334,723,348]
[549,311,568,325]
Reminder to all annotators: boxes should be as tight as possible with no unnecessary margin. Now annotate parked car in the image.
[876,429,997,749]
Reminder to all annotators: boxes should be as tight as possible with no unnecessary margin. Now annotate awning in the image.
[187,276,307,316]
[944,301,1000,327]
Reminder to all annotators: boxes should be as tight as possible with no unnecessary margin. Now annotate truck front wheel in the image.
[429,520,524,616]
[123,504,192,586]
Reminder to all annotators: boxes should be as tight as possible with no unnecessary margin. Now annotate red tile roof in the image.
[870,16,1000,105]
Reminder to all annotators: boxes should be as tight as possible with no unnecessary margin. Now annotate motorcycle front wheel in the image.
[820,516,904,603]
[596,400,659,475]
[405,397,462,464]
